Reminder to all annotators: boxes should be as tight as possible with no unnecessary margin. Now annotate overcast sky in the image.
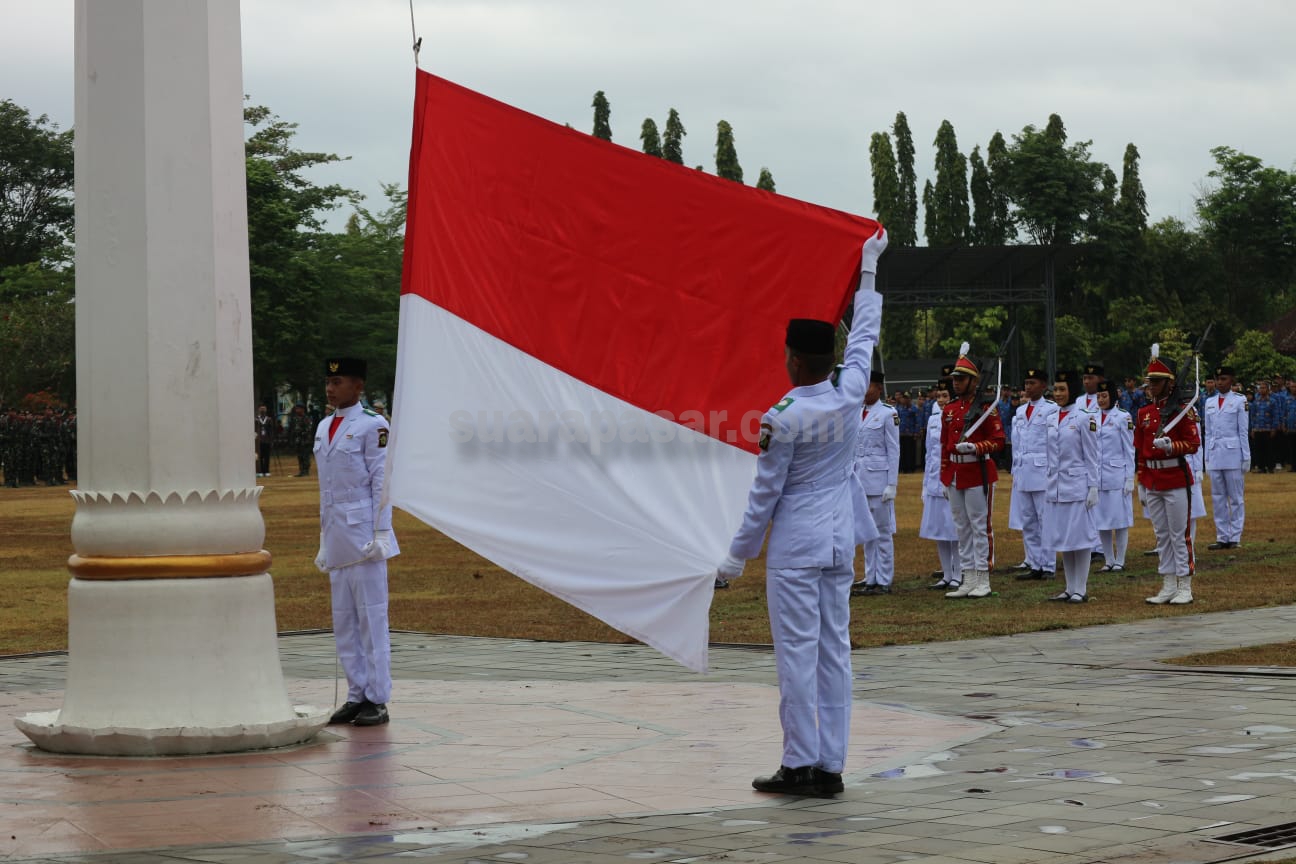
[4,0,1294,234]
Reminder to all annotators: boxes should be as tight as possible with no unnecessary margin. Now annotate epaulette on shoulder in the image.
[772,397,794,412]
[363,408,379,417]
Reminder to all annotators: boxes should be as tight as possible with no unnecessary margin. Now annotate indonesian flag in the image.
[389,71,879,671]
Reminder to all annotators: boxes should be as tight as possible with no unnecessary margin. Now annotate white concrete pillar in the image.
[15,0,326,756]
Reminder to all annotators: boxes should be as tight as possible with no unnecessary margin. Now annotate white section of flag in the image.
[387,294,758,672]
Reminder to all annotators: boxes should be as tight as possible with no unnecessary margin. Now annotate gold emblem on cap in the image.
[329,361,339,372]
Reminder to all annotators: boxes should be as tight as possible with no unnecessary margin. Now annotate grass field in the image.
[2,471,1294,657]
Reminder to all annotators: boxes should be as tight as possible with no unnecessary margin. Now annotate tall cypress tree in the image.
[591,91,612,141]
[969,145,992,246]
[928,120,969,246]
[640,118,662,157]
[986,131,1013,243]
[922,179,937,246]
[869,132,903,229]
[893,112,919,246]
[715,120,743,183]
[756,167,776,191]
[662,108,686,164]
[1117,143,1148,232]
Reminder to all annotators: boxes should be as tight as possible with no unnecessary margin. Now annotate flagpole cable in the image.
[409,0,422,67]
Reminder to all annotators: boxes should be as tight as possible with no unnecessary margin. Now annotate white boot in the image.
[1169,575,1194,605]
[1146,574,1177,605]
[967,570,992,598]
[946,571,976,598]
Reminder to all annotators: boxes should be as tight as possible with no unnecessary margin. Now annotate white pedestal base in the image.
[15,574,328,756]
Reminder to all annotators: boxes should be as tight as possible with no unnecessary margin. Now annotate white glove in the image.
[1242,459,1251,473]
[717,554,746,580]
[882,485,897,502]
[859,227,889,275]
[314,533,328,573]
[360,529,394,562]
[1086,486,1099,508]
[1123,476,1135,494]
[955,441,976,455]
[1137,484,1148,506]
[941,484,950,499]
[1153,436,1173,454]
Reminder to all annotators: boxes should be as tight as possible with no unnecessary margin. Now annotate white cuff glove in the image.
[360,529,394,562]
[1123,476,1135,494]
[1241,459,1251,473]
[1153,436,1173,454]
[859,227,889,275]
[1137,484,1148,506]
[717,554,746,580]
[882,485,897,502]
[314,532,328,573]
[955,441,976,455]
[1085,486,1098,508]
[941,484,950,499]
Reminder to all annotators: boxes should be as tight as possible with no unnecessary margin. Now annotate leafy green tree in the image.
[756,167,776,192]
[892,112,919,246]
[969,146,992,245]
[0,261,75,403]
[714,120,743,183]
[1225,330,1296,384]
[1117,143,1148,233]
[591,91,612,141]
[921,179,935,244]
[997,113,1104,245]
[639,118,662,157]
[934,306,1008,359]
[243,104,359,406]
[1054,314,1094,373]
[663,109,686,164]
[1196,146,1296,320]
[869,132,902,228]
[926,120,969,246]
[0,99,74,272]
[985,131,1013,243]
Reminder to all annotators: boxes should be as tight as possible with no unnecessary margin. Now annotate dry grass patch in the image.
[2,472,1294,655]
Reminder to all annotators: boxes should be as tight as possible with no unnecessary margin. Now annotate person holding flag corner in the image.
[716,226,887,797]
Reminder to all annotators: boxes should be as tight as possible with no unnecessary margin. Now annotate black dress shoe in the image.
[813,767,844,795]
[328,700,366,725]
[714,576,730,590]
[927,578,954,590]
[849,582,875,597]
[862,585,891,595]
[1208,541,1227,550]
[752,765,824,796]
[353,702,389,726]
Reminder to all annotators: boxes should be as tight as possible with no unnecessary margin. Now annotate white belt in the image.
[1145,458,1180,470]
[950,454,980,464]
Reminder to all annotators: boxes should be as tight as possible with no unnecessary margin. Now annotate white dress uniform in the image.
[726,280,882,776]
[1047,403,1100,599]
[1204,389,1249,545]
[1186,421,1207,540]
[1094,406,1135,568]
[316,404,400,706]
[852,398,899,587]
[919,409,960,584]
[1008,396,1058,575]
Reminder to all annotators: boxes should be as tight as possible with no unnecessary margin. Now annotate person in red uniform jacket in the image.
[940,344,1006,599]
[1135,345,1201,605]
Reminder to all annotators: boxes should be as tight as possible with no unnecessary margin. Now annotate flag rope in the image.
[409,0,422,66]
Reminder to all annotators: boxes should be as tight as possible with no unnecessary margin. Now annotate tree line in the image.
[2,94,1294,410]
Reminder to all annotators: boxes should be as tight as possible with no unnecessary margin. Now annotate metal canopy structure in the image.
[876,244,1088,382]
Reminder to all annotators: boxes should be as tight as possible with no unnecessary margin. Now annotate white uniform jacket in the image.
[1096,407,1135,491]
[315,405,400,568]
[728,288,882,570]
[1047,405,1100,504]
[853,401,900,495]
[923,412,945,497]
[1204,390,1250,470]
[1011,398,1058,493]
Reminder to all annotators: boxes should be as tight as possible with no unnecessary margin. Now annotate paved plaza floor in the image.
[3,605,1296,863]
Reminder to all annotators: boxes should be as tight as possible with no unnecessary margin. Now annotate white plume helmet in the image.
[958,341,970,357]
[1150,343,1159,359]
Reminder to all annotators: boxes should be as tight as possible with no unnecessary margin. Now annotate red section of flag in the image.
[402,70,879,453]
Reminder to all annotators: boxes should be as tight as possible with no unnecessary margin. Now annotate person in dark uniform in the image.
[255,404,275,477]
[287,403,314,477]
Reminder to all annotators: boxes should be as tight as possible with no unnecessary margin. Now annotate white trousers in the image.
[862,494,895,586]
[935,539,961,581]
[1208,468,1245,544]
[330,559,392,704]
[1146,488,1194,578]
[1098,528,1129,567]
[1016,488,1053,572]
[950,484,995,574]
[766,563,854,773]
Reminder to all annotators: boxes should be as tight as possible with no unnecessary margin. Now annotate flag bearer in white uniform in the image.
[1204,365,1249,550]
[315,357,400,727]
[1009,367,1058,582]
[1045,371,1100,602]
[718,227,887,797]
[921,381,961,590]
[1094,382,1135,572]
[849,369,900,596]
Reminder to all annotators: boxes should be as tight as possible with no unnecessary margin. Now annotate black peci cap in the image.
[1083,362,1105,377]
[785,319,836,354]
[1215,365,1235,377]
[325,357,367,378]
[1024,367,1048,383]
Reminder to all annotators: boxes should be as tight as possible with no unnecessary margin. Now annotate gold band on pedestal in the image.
[67,550,273,580]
